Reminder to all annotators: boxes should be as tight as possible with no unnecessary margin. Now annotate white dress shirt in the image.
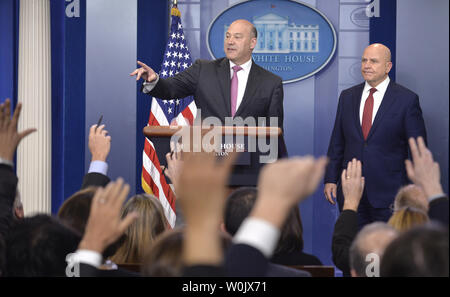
[233,217,280,258]
[359,76,390,124]
[229,59,252,113]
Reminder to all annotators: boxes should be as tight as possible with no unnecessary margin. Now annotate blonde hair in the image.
[388,206,429,232]
[110,194,167,264]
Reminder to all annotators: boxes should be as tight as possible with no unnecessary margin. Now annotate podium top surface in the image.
[143,126,282,137]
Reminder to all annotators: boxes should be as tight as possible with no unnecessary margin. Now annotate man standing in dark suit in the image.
[130,19,284,129]
[324,43,427,227]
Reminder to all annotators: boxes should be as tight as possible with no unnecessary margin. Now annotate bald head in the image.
[230,19,257,38]
[361,43,393,87]
[365,43,391,62]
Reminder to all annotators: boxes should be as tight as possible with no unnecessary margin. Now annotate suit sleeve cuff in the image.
[142,75,159,93]
[232,217,280,258]
[88,161,108,175]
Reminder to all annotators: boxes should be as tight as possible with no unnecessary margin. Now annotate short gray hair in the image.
[349,222,398,276]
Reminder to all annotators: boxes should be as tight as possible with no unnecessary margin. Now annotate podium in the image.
[143,126,284,186]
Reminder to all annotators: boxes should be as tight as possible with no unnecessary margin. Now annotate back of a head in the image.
[6,214,81,276]
[381,224,449,277]
[57,186,97,235]
[349,222,398,277]
[388,206,429,232]
[273,206,304,255]
[393,185,428,213]
[142,228,184,277]
[142,227,232,277]
[224,187,257,236]
[110,194,167,264]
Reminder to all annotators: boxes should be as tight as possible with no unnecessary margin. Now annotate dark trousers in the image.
[337,186,393,230]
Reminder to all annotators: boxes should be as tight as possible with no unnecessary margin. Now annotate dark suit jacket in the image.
[81,172,110,189]
[147,58,284,128]
[331,210,358,277]
[225,243,269,277]
[0,165,17,241]
[266,263,311,277]
[325,81,427,208]
[428,196,449,226]
[271,251,323,266]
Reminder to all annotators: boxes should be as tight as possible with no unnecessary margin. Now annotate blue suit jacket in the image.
[325,81,427,208]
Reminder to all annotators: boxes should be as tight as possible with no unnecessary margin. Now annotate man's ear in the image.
[386,61,393,74]
[14,206,24,220]
[219,222,228,235]
[250,37,257,50]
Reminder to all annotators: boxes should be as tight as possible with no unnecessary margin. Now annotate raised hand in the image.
[88,124,111,162]
[78,178,138,253]
[253,156,328,228]
[0,99,36,161]
[130,61,158,82]
[341,158,365,211]
[405,137,444,199]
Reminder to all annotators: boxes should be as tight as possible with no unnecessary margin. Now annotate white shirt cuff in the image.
[0,157,14,168]
[142,75,159,93]
[429,193,446,203]
[232,217,280,258]
[67,249,103,268]
[88,160,108,175]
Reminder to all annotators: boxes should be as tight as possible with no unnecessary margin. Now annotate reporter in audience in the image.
[222,187,313,276]
[141,227,232,277]
[348,222,397,277]
[387,206,429,232]
[332,158,365,277]
[1,99,81,276]
[392,184,428,213]
[405,137,448,225]
[67,179,139,277]
[110,194,167,264]
[381,224,448,277]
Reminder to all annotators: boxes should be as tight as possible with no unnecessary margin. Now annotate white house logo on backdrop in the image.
[208,0,337,83]
[351,7,370,28]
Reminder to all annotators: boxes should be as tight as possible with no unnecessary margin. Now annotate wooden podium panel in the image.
[143,126,283,186]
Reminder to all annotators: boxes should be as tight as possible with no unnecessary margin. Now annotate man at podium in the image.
[130,19,284,131]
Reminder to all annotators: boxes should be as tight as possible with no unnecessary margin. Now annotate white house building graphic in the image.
[225,13,319,54]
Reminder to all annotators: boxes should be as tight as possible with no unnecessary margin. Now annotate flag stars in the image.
[171,33,176,39]
[166,51,172,58]
[170,61,176,67]
[168,42,174,48]
[168,107,172,114]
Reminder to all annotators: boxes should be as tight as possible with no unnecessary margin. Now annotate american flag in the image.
[142,6,197,228]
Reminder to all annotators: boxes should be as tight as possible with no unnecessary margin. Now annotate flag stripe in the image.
[141,6,196,227]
